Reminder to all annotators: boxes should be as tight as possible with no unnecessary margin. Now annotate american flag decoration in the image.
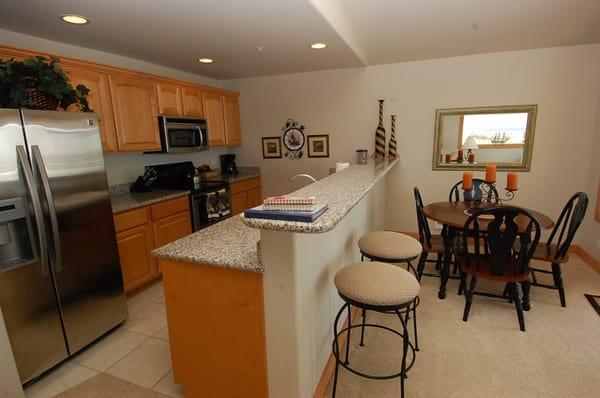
[388,115,398,158]
[374,99,386,158]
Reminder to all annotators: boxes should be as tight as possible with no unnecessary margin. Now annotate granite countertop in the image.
[152,215,262,273]
[111,189,190,214]
[207,166,261,184]
[241,158,400,233]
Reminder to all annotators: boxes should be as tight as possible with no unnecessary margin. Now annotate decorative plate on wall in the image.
[282,119,305,159]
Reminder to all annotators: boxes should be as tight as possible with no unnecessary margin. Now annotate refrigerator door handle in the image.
[31,145,63,273]
[16,145,49,276]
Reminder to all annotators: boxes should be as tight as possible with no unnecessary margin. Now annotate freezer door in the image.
[0,109,68,383]
[21,110,128,354]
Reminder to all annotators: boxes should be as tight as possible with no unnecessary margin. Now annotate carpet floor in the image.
[325,256,600,398]
[53,373,169,398]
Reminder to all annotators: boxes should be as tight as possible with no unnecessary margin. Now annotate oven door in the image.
[190,188,232,231]
[163,122,207,153]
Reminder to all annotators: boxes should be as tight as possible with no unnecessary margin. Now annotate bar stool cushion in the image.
[358,231,422,260]
[334,262,420,307]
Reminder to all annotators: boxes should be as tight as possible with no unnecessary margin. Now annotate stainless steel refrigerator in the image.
[0,108,128,384]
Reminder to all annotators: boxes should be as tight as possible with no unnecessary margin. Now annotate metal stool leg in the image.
[331,303,346,398]
[344,304,352,364]
[395,309,409,398]
[412,299,419,351]
[359,308,367,346]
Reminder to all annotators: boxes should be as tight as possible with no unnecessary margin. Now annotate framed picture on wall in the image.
[262,136,282,159]
[307,134,330,158]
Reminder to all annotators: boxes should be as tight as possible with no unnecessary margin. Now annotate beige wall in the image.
[0,29,233,186]
[579,98,600,259]
[226,44,600,250]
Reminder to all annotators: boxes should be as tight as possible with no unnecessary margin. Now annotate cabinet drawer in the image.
[230,177,261,195]
[114,207,149,233]
[150,196,190,221]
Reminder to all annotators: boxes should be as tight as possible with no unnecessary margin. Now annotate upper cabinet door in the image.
[223,95,241,146]
[202,90,226,146]
[156,82,183,116]
[65,67,118,153]
[109,74,161,152]
[182,86,204,117]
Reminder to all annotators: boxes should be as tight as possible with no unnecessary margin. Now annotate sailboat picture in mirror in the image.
[432,104,537,171]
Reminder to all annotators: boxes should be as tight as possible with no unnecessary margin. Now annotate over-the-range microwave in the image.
[154,116,209,153]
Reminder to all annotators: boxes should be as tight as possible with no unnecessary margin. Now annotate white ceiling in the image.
[1,0,599,79]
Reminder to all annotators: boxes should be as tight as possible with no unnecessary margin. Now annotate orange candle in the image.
[485,164,497,183]
[507,172,518,191]
[462,172,473,190]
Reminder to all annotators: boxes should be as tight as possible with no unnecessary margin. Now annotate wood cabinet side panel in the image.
[160,259,268,398]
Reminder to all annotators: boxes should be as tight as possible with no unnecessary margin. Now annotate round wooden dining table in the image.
[422,201,555,299]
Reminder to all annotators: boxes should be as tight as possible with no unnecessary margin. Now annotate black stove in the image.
[131,162,231,231]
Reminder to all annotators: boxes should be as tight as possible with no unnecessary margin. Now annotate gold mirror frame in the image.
[432,104,537,171]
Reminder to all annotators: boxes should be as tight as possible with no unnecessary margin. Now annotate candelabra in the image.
[463,181,518,206]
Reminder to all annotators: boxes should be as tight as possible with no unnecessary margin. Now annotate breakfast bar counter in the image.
[152,158,399,398]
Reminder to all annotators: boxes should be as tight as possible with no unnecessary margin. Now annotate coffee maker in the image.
[220,154,238,175]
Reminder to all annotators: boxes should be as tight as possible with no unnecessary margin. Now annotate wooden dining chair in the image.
[529,192,588,307]
[414,187,449,281]
[449,178,499,203]
[458,206,540,332]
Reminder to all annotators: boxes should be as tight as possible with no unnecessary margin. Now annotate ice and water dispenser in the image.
[0,197,34,269]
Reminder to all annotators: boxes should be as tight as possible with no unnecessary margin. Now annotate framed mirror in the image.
[432,104,537,171]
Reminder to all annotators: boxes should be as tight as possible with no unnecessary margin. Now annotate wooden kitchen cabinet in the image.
[203,90,226,146]
[156,82,183,116]
[114,197,192,293]
[223,94,241,146]
[109,74,162,152]
[115,223,158,293]
[182,86,204,117]
[230,192,249,216]
[247,187,262,209]
[230,177,262,215]
[0,45,242,152]
[153,212,192,248]
[64,67,119,152]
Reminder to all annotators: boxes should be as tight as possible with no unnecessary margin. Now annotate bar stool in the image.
[357,231,422,349]
[358,231,422,276]
[332,262,420,398]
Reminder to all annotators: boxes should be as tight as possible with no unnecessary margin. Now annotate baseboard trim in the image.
[570,245,600,273]
[313,306,361,398]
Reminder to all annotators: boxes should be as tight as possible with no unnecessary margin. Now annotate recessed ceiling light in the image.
[60,15,89,25]
[198,58,214,64]
[310,42,327,49]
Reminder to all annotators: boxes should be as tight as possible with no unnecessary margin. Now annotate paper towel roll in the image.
[335,162,350,172]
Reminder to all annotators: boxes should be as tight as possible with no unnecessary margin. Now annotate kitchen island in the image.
[153,158,399,398]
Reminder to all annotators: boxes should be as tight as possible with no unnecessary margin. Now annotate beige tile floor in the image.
[24,280,183,398]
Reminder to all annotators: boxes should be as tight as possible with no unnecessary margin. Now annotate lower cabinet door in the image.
[153,211,192,248]
[247,187,262,209]
[116,224,158,293]
[231,192,248,216]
